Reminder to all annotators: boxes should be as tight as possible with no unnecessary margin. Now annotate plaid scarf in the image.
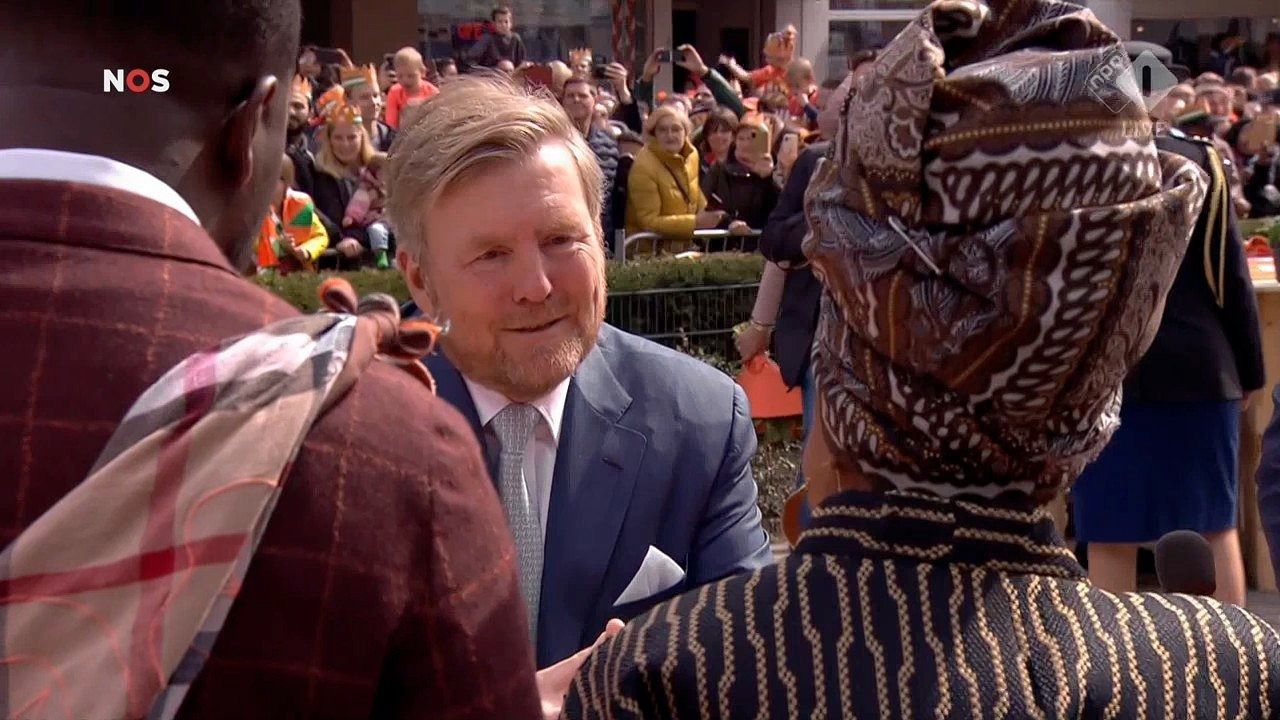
[0,280,440,719]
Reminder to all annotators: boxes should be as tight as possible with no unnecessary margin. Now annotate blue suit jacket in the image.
[425,324,773,668]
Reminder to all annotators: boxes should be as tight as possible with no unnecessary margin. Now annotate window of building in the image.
[825,5,921,79]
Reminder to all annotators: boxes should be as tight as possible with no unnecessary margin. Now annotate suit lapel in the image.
[537,337,647,667]
[424,351,500,489]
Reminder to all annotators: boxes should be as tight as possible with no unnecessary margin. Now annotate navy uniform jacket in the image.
[567,489,1280,718]
[1125,131,1264,402]
[758,142,828,388]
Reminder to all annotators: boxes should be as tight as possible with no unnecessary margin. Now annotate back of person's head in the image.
[848,48,878,77]
[0,1,302,270]
[1230,66,1256,88]
[1196,71,1225,86]
[804,0,1207,505]
[616,129,644,155]
[385,75,603,261]
[786,58,815,89]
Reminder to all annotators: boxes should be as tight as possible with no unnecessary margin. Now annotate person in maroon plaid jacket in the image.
[0,2,540,718]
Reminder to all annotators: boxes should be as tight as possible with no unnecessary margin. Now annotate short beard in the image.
[440,312,602,401]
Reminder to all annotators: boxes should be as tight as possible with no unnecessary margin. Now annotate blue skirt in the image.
[1072,399,1240,543]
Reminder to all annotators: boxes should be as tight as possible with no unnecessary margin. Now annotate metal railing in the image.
[614,228,763,263]
[605,281,761,359]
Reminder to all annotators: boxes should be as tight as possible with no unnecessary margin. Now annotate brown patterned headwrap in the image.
[803,0,1209,504]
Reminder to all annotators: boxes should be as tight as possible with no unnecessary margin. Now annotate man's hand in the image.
[642,47,666,83]
[727,219,754,236]
[604,62,632,105]
[536,619,625,720]
[675,44,709,78]
[718,54,739,70]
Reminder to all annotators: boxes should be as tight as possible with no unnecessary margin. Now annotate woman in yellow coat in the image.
[625,105,726,254]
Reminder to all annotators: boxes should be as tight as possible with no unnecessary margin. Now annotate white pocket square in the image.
[614,545,685,607]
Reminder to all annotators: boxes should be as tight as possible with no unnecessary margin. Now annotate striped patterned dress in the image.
[566,490,1280,719]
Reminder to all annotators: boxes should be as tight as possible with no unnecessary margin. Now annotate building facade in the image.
[307,0,1279,88]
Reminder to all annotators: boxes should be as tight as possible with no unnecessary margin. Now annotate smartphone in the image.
[591,54,611,81]
[655,49,671,63]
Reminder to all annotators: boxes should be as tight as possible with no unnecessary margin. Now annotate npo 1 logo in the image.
[103,69,170,93]
[1086,48,1177,114]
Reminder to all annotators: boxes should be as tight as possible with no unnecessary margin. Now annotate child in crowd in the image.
[256,156,330,274]
[467,6,527,69]
[385,46,439,129]
[341,154,392,269]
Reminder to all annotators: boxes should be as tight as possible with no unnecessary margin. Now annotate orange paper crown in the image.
[325,101,363,126]
[314,85,345,118]
[291,74,312,100]
[340,64,379,91]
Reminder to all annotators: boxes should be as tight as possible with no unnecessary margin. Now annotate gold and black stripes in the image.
[563,490,1280,719]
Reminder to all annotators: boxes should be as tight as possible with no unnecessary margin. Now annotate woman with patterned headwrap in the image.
[565,1,1280,717]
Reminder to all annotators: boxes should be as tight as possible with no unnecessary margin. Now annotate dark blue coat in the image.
[426,323,773,668]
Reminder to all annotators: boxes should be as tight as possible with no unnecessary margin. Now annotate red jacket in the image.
[0,179,540,719]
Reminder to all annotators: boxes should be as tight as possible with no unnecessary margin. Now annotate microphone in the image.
[1154,530,1217,597]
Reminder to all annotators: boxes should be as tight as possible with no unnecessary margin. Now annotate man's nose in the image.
[510,246,553,304]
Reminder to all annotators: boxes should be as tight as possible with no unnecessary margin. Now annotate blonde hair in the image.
[393,46,424,71]
[385,75,604,258]
[315,120,379,179]
[644,104,692,139]
[786,58,814,89]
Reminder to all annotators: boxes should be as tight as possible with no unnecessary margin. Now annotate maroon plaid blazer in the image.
[0,179,541,719]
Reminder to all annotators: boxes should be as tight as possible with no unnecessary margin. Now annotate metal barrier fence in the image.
[605,282,761,358]
[615,229,763,263]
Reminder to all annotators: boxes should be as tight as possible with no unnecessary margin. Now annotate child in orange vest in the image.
[256,156,330,274]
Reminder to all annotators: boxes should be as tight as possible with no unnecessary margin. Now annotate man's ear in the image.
[220,75,280,191]
[397,248,435,310]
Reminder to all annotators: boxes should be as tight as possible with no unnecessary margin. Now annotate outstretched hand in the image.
[536,619,626,720]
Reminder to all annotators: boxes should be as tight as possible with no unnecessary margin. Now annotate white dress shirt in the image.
[0,148,201,226]
[463,376,571,544]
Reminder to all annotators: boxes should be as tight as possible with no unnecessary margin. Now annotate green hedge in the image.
[1241,216,1280,247]
[254,253,765,312]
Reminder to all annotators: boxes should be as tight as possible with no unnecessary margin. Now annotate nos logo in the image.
[103,69,170,93]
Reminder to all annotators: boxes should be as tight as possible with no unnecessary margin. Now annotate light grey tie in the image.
[490,403,543,642]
